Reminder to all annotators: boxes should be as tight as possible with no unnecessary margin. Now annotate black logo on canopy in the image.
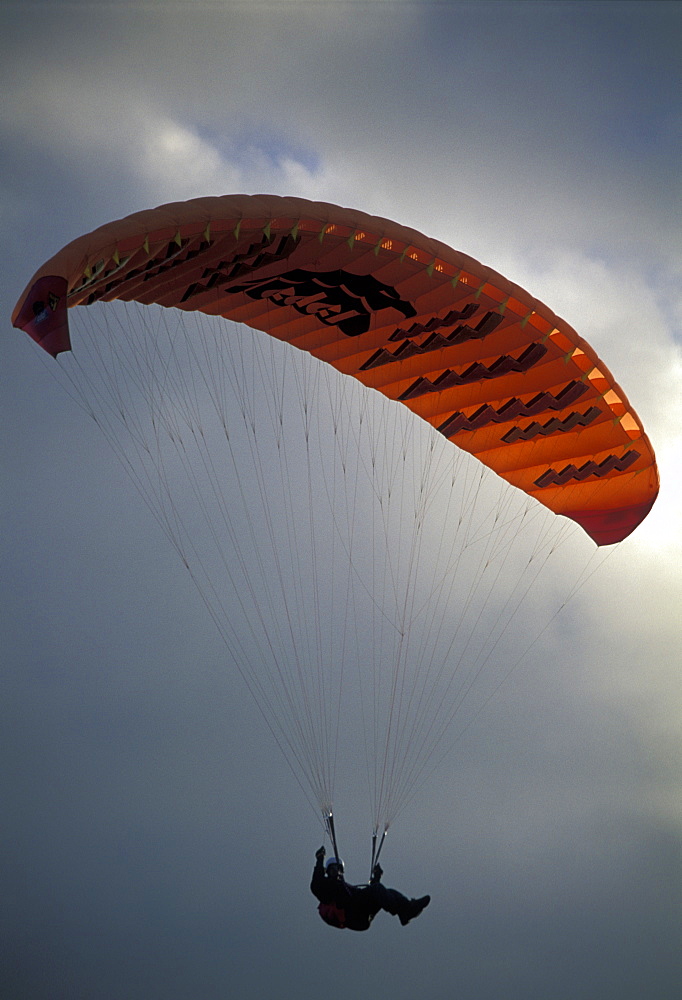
[227,268,417,338]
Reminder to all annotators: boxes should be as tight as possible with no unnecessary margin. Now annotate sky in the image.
[2,1,681,998]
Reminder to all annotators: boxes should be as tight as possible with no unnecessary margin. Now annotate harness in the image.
[317,901,347,928]
[318,894,375,932]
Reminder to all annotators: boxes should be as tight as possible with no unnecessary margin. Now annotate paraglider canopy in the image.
[12,194,658,545]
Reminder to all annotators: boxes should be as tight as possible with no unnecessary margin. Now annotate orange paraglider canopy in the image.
[12,194,658,545]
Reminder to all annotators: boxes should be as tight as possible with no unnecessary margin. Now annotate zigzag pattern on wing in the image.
[534,450,640,489]
[361,310,503,370]
[399,343,547,401]
[437,380,589,436]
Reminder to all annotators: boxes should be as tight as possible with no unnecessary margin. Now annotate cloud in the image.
[136,118,240,199]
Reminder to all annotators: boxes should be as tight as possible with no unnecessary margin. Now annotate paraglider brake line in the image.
[325,811,341,863]
[370,827,388,876]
